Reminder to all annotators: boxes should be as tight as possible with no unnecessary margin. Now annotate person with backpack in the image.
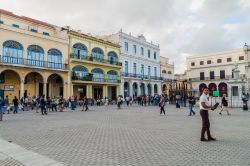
[219,94,230,115]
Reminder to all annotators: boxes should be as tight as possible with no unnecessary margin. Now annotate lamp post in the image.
[243,43,250,93]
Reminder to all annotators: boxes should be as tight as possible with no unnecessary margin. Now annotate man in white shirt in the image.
[199,87,216,142]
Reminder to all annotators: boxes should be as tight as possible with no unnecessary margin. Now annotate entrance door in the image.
[93,86,103,99]
[39,83,43,97]
[78,86,86,99]
[0,90,4,99]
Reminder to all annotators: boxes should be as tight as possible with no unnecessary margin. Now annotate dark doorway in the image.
[93,86,103,99]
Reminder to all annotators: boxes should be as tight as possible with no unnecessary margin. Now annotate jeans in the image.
[14,105,18,114]
[200,110,211,139]
[189,104,195,115]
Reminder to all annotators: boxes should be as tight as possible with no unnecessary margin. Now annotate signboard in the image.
[4,85,14,91]
[213,90,219,97]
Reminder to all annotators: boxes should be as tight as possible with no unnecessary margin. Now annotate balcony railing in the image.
[121,72,163,80]
[70,53,122,66]
[72,74,121,83]
[189,75,239,82]
[0,55,68,70]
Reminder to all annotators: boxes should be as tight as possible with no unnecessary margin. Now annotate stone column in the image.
[103,85,108,98]
[87,85,93,98]
[121,79,124,97]
[20,79,24,99]
[43,83,47,97]
[117,85,121,97]
[137,82,141,96]
[63,82,68,98]
[129,82,132,97]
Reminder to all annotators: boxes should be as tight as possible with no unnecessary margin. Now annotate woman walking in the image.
[159,94,166,115]
[219,94,231,115]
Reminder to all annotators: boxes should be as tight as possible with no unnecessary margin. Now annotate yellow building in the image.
[0,9,70,102]
[68,31,121,100]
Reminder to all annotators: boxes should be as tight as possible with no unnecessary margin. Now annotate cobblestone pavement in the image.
[0,104,250,166]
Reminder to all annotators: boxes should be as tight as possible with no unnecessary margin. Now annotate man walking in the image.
[13,96,19,114]
[159,94,166,115]
[188,96,195,116]
[199,87,216,141]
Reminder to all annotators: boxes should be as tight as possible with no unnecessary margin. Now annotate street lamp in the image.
[243,43,250,93]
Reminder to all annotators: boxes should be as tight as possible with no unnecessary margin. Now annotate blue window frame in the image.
[154,67,157,77]
[0,20,4,24]
[141,64,144,79]
[43,32,50,36]
[148,50,151,58]
[92,47,104,62]
[92,68,104,82]
[133,45,137,54]
[107,70,118,83]
[30,29,38,33]
[48,49,62,69]
[141,47,144,55]
[12,24,20,28]
[148,66,151,78]
[133,63,137,75]
[27,45,44,67]
[125,61,128,75]
[2,40,24,64]
[73,43,88,60]
[72,66,88,80]
[154,52,157,59]
[108,51,118,65]
[125,42,128,52]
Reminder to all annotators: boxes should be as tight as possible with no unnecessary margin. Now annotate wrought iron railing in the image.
[72,74,121,83]
[70,53,122,66]
[0,55,68,70]
[189,75,241,82]
[120,72,163,80]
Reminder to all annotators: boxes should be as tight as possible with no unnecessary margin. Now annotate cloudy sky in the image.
[1,0,250,73]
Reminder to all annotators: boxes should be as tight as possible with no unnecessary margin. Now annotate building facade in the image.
[160,56,174,96]
[186,49,247,107]
[69,31,121,100]
[0,9,69,102]
[103,31,162,97]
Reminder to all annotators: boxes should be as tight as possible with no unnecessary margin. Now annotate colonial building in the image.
[68,30,121,100]
[102,30,162,97]
[160,56,174,96]
[186,48,247,107]
[0,9,69,101]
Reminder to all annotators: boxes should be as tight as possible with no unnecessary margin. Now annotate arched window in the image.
[107,52,118,65]
[72,66,88,80]
[162,70,167,74]
[27,45,44,67]
[48,49,62,69]
[107,70,118,83]
[92,47,104,62]
[72,43,88,60]
[92,68,104,82]
[2,40,23,64]
[168,71,172,74]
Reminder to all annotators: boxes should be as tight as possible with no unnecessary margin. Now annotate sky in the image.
[1,0,250,74]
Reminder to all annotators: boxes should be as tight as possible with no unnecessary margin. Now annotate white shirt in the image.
[199,93,209,110]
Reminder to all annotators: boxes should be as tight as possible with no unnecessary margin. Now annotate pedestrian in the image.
[82,96,89,111]
[13,96,19,114]
[0,97,3,115]
[126,96,129,106]
[46,97,52,112]
[159,94,166,115]
[188,96,196,116]
[219,94,231,115]
[51,97,57,112]
[40,95,47,115]
[117,96,122,109]
[199,87,216,141]
[4,96,10,114]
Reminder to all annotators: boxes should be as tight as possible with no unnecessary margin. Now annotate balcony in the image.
[190,75,235,82]
[72,74,121,83]
[70,53,122,67]
[121,72,163,80]
[0,55,68,70]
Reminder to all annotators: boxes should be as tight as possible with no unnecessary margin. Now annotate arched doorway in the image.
[218,82,228,97]
[199,83,207,95]
[154,84,158,95]
[132,82,138,97]
[24,72,44,98]
[208,83,217,96]
[140,83,145,96]
[124,82,130,97]
[0,70,21,101]
[147,84,152,96]
[47,74,63,98]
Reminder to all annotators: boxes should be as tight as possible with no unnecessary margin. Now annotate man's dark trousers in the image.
[200,109,211,139]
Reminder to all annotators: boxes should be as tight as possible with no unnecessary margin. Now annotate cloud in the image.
[0,0,249,74]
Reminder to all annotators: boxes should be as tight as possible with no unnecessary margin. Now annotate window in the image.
[239,56,244,61]
[43,32,50,36]
[210,71,214,79]
[92,47,104,62]
[141,47,144,55]
[133,45,137,54]
[12,24,19,28]
[141,64,144,77]
[154,52,157,59]
[133,63,137,75]
[200,72,205,80]
[73,43,88,60]
[27,45,45,67]
[125,61,128,74]
[154,67,157,77]
[92,68,104,82]
[191,62,195,66]
[125,42,128,52]
[0,73,4,83]
[107,71,118,83]
[220,70,225,79]
[232,86,239,96]
[48,49,62,69]
[2,40,24,64]
[108,52,118,65]
[162,70,166,74]
[200,61,204,65]
[207,60,211,64]
[0,20,4,24]
[30,28,38,33]
[168,71,172,74]
[217,59,222,63]
[148,50,151,58]
[227,58,232,62]
[148,66,151,77]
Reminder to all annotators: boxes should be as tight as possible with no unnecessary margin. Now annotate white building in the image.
[102,31,162,97]
[186,48,247,107]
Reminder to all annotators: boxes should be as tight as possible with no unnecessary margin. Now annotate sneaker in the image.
[208,137,216,141]
[200,138,208,142]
